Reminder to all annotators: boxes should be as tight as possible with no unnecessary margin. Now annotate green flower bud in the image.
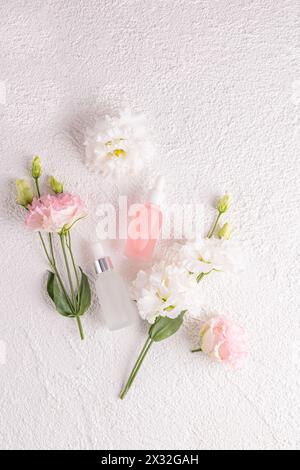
[218,222,232,240]
[32,155,42,179]
[50,176,63,194]
[217,194,231,213]
[16,179,34,207]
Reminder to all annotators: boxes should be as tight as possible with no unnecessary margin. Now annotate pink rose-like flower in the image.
[25,193,87,233]
[199,316,247,367]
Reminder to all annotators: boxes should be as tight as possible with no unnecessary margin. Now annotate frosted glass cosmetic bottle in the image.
[125,177,164,262]
[92,243,137,331]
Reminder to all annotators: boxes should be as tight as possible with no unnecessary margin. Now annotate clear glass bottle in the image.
[124,176,164,261]
[93,243,137,331]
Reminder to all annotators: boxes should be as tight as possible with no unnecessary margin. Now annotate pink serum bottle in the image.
[125,177,164,261]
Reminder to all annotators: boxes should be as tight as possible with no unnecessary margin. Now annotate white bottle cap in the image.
[148,176,164,205]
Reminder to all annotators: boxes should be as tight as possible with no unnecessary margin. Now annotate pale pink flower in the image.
[199,316,247,367]
[25,193,87,233]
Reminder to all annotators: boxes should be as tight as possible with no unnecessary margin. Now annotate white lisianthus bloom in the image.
[133,261,204,324]
[84,108,152,178]
[181,238,243,279]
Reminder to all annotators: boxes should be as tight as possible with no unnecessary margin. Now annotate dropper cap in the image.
[148,176,164,205]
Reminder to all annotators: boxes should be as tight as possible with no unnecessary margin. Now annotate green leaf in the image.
[77,268,91,316]
[47,271,74,317]
[47,271,55,300]
[148,311,186,342]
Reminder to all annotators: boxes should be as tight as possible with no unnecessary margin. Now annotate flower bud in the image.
[50,176,63,194]
[217,194,231,213]
[218,222,232,240]
[16,179,34,207]
[32,156,42,179]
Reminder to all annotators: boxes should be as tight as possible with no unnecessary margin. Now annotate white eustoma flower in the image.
[84,108,152,178]
[181,237,243,279]
[133,260,204,324]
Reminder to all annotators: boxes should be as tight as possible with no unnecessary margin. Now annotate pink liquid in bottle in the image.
[125,177,164,262]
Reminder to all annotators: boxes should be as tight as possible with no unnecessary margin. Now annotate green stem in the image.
[129,337,151,381]
[191,348,202,353]
[76,316,84,341]
[120,337,153,400]
[34,177,41,197]
[49,234,55,265]
[38,232,73,311]
[60,233,76,306]
[196,272,205,283]
[38,232,53,266]
[66,232,80,306]
[207,211,221,238]
[48,234,72,307]
[39,232,84,340]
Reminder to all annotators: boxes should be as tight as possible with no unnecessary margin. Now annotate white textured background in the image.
[0,0,299,450]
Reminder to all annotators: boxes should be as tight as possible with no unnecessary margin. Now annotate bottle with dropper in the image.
[92,242,137,331]
[124,176,164,262]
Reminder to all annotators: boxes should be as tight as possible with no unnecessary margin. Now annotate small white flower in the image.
[133,260,204,324]
[181,237,243,279]
[84,108,152,178]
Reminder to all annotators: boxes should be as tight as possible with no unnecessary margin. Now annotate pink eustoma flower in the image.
[25,193,87,233]
[199,316,247,367]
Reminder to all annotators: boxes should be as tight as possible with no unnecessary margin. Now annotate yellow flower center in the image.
[113,149,126,158]
[105,138,127,159]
